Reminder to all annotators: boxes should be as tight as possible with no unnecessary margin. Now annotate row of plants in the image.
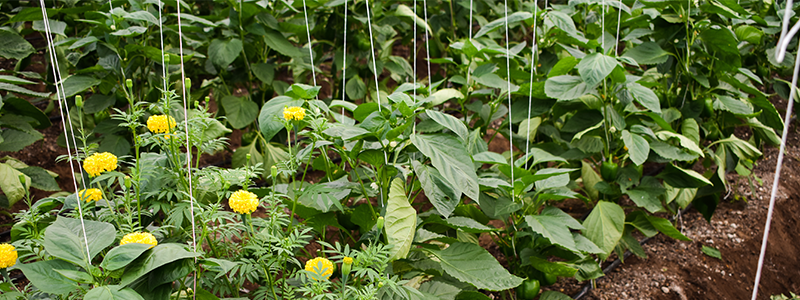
[0,0,793,298]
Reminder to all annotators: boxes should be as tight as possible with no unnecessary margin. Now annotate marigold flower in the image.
[83,152,118,177]
[78,188,103,202]
[343,256,353,265]
[228,190,259,214]
[147,115,177,134]
[305,257,333,280]
[120,232,158,249]
[0,244,17,269]
[283,106,306,121]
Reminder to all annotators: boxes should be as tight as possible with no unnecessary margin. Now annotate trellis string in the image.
[525,1,540,167]
[302,0,319,97]
[504,0,514,198]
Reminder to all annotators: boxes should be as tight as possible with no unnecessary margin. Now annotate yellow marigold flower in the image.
[120,232,158,249]
[228,190,259,214]
[146,115,177,134]
[305,257,333,280]
[0,244,17,269]
[83,152,118,177]
[283,106,306,121]
[343,256,353,265]
[78,188,103,202]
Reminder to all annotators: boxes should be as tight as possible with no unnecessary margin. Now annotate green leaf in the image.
[0,75,35,85]
[426,110,469,142]
[699,26,741,71]
[622,130,649,166]
[735,25,763,44]
[0,82,50,98]
[545,75,594,100]
[53,269,93,283]
[289,83,321,99]
[624,177,665,213]
[0,163,30,207]
[16,259,78,295]
[548,56,578,78]
[120,243,199,286]
[412,161,460,217]
[581,161,601,200]
[540,291,573,300]
[582,201,625,259]
[525,215,578,251]
[681,118,701,144]
[647,215,691,241]
[385,178,416,260]
[622,42,669,65]
[411,134,480,201]
[252,63,275,84]
[529,256,578,277]
[701,245,721,259]
[655,131,704,157]
[83,94,116,114]
[264,29,301,57]
[101,243,154,271]
[474,12,532,38]
[43,217,116,268]
[61,76,101,98]
[713,95,753,115]
[429,242,524,291]
[395,4,432,34]
[85,285,145,300]
[208,38,243,68]
[426,88,464,106]
[0,30,35,60]
[125,11,159,25]
[220,95,258,129]
[627,83,661,113]
[32,20,67,36]
[577,53,620,87]
[656,163,713,188]
[98,134,131,157]
[19,166,59,192]
[346,75,367,100]
[517,117,541,141]
[258,96,304,141]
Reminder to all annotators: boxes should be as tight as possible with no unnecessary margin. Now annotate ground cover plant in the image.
[0,0,792,298]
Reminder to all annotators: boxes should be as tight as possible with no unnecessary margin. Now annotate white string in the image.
[413,0,418,133]
[158,0,167,94]
[423,0,432,96]
[504,0,514,198]
[601,0,605,52]
[38,0,92,262]
[174,0,198,297]
[469,0,473,38]
[364,0,382,111]
[614,0,622,56]
[342,0,348,116]
[752,3,800,297]
[302,0,319,98]
[525,2,539,168]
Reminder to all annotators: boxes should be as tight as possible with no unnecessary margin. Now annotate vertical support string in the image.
[504,0,514,199]
[614,0,622,56]
[341,0,348,116]
[158,0,167,94]
[364,0,382,111]
[525,1,539,167]
[302,0,319,97]
[37,0,92,261]
[423,0,432,96]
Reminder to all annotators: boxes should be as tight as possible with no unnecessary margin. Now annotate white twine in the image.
[525,1,539,167]
[37,0,92,261]
[159,0,167,93]
[614,0,622,56]
[301,0,319,99]
[423,0,432,96]
[342,0,348,116]
[752,2,800,298]
[504,0,514,198]
[364,0,382,111]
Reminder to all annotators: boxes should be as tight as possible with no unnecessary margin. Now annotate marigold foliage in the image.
[83,152,118,177]
[79,188,103,202]
[283,106,306,121]
[0,243,17,269]
[147,114,177,134]
[120,232,158,249]
[305,257,333,280]
[228,190,259,214]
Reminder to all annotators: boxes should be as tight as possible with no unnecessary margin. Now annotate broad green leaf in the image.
[264,29,301,57]
[120,243,199,286]
[411,134,480,201]
[125,11,159,25]
[621,130,649,166]
[429,242,523,291]
[0,30,35,60]
[290,83,321,99]
[582,201,625,259]
[548,56,578,78]
[701,245,721,259]
[208,38,243,68]
[43,217,115,268]
[445,216,494,233]
[541,206,584,229]
[220,95,258,129]
[85,285,145,300]
[545,75,594,100]
[525,215,578,251]
[0,163,30,207]
[426,110,469,142]
[16,259,78,295]
[346,75,367,100]
[581,161,601,200]
[735,25,763,44]
[627,83,661,113]
[649,140,699,161]
[0,75,35,85]
[252,63,275,84]
[540,291,573,300]
[412,161,460,217]
[713,95,753,115]
[0,82,50,98]
[53,269,93,283]
[385,178,416,260]
[529,256,578,277]
[656,163,713,188]
[655,131,704,157]
[83,94,116,114]
[258,96,304,141]
[474,12,532,38]
[681,118,701,144]
[426,88,464,106]
[4,97,51,129]
[577,53,620,87]
[518,117,541,141]
[395,4,432,34]
[455,291,492,300]
[32,20,67,36]
[699,26,741,71]
[624,177,665,213]
[101,243,154,271]
[60,75,101,98]
[19,166,59,192]
[622,42,669,65]
[647,215,690,241]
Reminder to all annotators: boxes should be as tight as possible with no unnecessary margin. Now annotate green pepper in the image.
[357,35,371,51]
[600,161,619,182]
[517,279,541,300]
[543,273,558,286]
[703,98,714,117]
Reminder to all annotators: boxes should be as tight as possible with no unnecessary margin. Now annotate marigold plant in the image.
[78,188,103,202]
[283,106,305,121]
[147,114,177,134]
[83,152,118,177]
[120,232,158,249]
[0,244,17,269]
[305,257,333,280]
[228,190,259,214]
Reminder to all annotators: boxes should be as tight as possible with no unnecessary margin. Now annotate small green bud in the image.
[126,79,133,89]
[194,101,200,108]
[376,216,384,231]
[205,96,210,103]
[18,175,26,186]
[378,281,384,288]
[75,95,83,108]
[163,54,170,65]
[184,78,191,90]
[271,166,278,179]
[246,153,252,163]
[124,176,132,189]
[342,256,353,275]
